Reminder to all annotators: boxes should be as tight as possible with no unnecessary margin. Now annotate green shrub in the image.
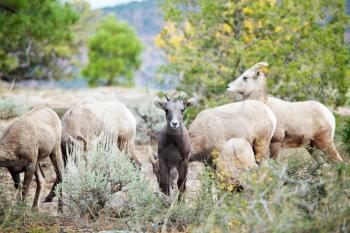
[133,102,164,144]
[340,116,350,153]
[0,98,29,119]
[191,157,350,233]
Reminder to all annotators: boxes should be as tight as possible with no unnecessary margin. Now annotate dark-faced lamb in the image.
[0,106,64,211]
[227,62,343,162]
[149,95,194,196]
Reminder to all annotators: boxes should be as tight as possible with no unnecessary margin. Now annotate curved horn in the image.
[164,94,170,101]
[148,146,158,166]
[251,62,269,71]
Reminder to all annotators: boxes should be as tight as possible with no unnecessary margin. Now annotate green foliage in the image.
[0,0,79,81]
[191,157,350,232]
[61,133,144,219]
[159,0,349,108]
[59,133,215,231]
[338,114,350,154]
[82,15,143,86]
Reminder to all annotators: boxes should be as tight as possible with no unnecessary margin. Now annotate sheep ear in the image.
[184,98,195,108]
[254,70,261,79]
[154,100,166,110]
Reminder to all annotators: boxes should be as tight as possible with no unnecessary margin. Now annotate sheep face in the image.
[155,96,194,130]
[227,62,268,98]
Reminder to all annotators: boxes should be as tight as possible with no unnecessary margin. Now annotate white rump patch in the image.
[318,104,336,139]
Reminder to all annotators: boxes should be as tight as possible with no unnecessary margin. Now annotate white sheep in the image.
[60,101,141,166]
[227,62,343,162]
[189,99,277,165]
[45,100,141,203]
[0,106,64,211]
[216,138,258,190]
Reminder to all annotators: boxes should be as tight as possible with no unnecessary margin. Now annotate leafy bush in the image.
[340,116,350,153]
[191,156,350,233]
[158,0,349,109]
[133,102,164,144]
[59,133,216,231]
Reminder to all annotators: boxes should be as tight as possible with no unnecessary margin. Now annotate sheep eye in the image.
[181,109,185,114]
[243,76,248,81]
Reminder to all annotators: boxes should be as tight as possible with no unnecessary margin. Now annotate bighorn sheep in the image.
[189,100,277,165]
[149,95,194,196]
[227,62,343,162]
[60,101,141,166]
[44,101,141,202]
[216,138,258,190]
[0,106,63,211]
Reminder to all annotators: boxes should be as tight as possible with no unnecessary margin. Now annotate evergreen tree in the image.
[82,15,143,86]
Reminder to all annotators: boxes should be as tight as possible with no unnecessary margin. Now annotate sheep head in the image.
[226,62,269,102]
[154,95,195,130]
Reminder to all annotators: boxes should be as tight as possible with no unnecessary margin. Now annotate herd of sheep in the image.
[0,62,343,212]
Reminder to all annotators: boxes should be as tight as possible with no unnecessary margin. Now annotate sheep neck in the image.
[246,79,268,103]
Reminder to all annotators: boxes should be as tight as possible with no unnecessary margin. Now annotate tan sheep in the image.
[189,100,277,165]
[216,138,258,190]
[61,101,141,166]
[0,106,64,211]
[227,62,343,162]
[45,100,141,202]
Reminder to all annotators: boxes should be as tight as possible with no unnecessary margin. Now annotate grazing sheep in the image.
[0,106,64,211]
[189,100,276,165]
[227,62,343,162]
[60,101,141,166]
[149,95,194,196]
[216,138,258,190]
[44,101,141,202]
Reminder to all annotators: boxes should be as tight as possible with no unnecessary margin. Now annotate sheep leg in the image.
[60,143,68,166]
[48,145,64,212]
[253,139,269,165]
[9,169,21,189]
[325,143,343,162]
[22,163,36,202]
[129,143,141,167]
[43,161,57,203]
[118,136,141,167]
[177,161,188,199]
[32,164,45,211]
[159,159,170,195]
[312,133,343,163]
[270,142,281,160]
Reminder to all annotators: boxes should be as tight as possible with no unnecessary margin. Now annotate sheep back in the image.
[189,100,276,162]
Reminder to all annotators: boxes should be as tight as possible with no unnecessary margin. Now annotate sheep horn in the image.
[164,94,170,101]
[251,62,269,71]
